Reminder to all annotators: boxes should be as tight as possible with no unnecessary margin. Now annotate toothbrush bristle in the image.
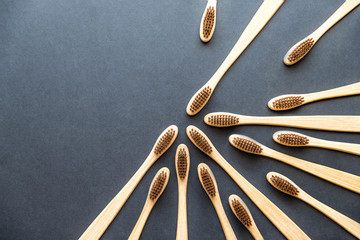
[154,128,176,155]
[203,6,215,39]
[231,137,263,154]
[150,171,167,200]
[200,167,216,197]
[231,199,252,227]
[189,129,213,154]
[272,96,305,110]
[277,133,309,146]
[288,38,314,63]
[177,148,188,179]
[190,86,212,113]
[207,114,239,127]
[270,174,299,196]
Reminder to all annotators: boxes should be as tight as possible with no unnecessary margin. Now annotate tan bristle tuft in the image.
[232,137,263,154]
[288,38,315,62]
[200,167,216,197]
[154,128,176,155]
[150,171,167,200]
[177,148,187,179]
[272,96,305,110]
[190,86,212,113]
[270,175,299,196]
[231,199,252,227]
[207,114,240,126]
[203,7,215,39]
[189,129,213,154]
[277,133,309,146]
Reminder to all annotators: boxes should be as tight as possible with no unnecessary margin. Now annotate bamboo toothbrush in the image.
[175,144,190,240]
[268,81,360,111]
[267,172,360,238]
[79,125,178,240]
[129,167,170,240]
[283,0,360,65]
[229,194,263,240]
[197,163,237,239]
[186,0,285,116]
[204,112,360,132]
[229,134,360,193]
[274,130,360,156]
[186,125,310,240]
[200,0,217,42]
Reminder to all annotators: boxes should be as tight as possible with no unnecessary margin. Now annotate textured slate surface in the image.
[1,0,359,239]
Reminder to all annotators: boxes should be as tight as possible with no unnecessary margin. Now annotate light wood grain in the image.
[229,195,263,240]
[128,167,170,240]
[204,112,360,132]
[268,81,360,111]
[267,172,360,239]
[197,163,237,240]
[273,130,360,156]
[78,125,178,240]
[284,0,360,65]
[187,0,284,116]
[175,144,190,240]
[229,134,360,194]
[199,0,217,42]
[187,125,310,240]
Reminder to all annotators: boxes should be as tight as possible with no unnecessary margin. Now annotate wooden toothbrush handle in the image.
[79,157,154,240]
[245,115,360,132]
[305,82,360,102]
[249,226,264,240]
[311,138,360,156]
[268,150,360,193]
[208,0,284,86]
[214,152,310,240]
[302,193,360,238]
[213,197,237,240]
[312,0,360,39]
[176,185,188,240]
[128,201,153,240]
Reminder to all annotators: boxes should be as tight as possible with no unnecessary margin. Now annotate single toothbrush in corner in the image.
[229,195,263,240]
[268,81,360,111]
[204,112,360,132]
[274,130,360,156]
[200,0,217,42]
[187,0,285,116]
[229,134,360,193]
[267,172,360,239]
[186,125,310,240]
[128,167,170,240]
[197,163,237,239]
[79,125,178,240]
[283,0,360,65]
[175,144,190,240]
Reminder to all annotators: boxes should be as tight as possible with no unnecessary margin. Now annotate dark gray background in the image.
[1,0,359,239]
